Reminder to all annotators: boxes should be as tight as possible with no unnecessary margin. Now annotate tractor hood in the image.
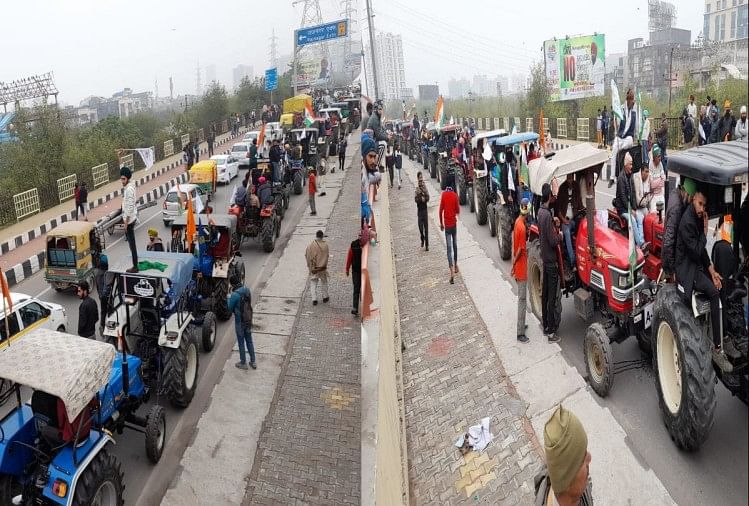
[578,219,644,269]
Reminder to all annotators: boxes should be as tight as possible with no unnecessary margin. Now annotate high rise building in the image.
[205,65,217,87]
[703,0,748,42]
[366,32,407,101]
[448,78,471,99]
[233,65,255,91]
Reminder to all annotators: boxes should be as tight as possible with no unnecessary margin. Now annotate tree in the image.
[194,82,229,130]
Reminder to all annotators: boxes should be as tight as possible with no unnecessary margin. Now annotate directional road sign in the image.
[295,19,348,47]
[265,68,278,91]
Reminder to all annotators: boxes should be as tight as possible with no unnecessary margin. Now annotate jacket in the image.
[662,186,686,275]
[269,144,282,163]
[675,204,710,301]
[305,239,329,274]
[78,296,99,337]
[709,116,721,143]
[736,118,749,141]
[345,239,362,274]
[258,183,273,206]
[699,117,711,145]
[227,285,250,327]
[614,170,634,217]
[367,112,388,142]
[617,106,637,139]
[439,190,459,228]
[538,206,560,265]
[718,114,736,142]
[415,183,430,214]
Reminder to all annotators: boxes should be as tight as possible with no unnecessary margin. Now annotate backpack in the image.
[240,290,253,325]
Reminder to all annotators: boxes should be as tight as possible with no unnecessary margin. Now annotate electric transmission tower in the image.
[196,60,202,96]
[292,0,328,65]
[340,0,358,78]
[269,29,279,69]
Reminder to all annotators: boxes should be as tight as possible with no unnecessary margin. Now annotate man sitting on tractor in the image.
[257,176,273,207]
[615,152,649,253]
[662,177,695,281]
[555,173,583,270]
[675,190,733,372]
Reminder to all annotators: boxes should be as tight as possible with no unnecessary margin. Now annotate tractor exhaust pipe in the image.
[586,195,596,256]
[118,331,129,397]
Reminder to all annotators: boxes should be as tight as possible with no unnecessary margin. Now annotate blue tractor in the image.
[0,329,126,505]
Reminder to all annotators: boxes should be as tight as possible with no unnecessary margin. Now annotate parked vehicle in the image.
[0,293,67,351]
[211,154,240,184]
[469,129,508,226]
[188,160,218,201]
[0,329,125,505]
[242,131,259,145]
[162,184,207,226]
[231,142,252,168]
[43,221,105,293]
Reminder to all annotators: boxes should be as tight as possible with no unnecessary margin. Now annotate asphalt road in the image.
[404,155,748,506]
[2,166,312,505]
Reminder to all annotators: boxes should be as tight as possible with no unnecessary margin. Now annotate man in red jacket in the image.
[439,185,460,284]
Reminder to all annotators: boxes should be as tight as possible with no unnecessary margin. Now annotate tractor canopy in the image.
[0,328,116,421]
[110,251,195,301]
[489,131,539,147]
[666,140,748,187]
[470,129,508,149]
[529,143,609,196]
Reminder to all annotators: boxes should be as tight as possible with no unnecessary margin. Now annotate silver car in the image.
[212,154,240,183]
[231,142,252,168]
[162,184,207,226]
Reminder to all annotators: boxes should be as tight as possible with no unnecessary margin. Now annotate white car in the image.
[243,131,259,145]
[162,184,207,226]
[0,293,68,347]
[212,154,240,183]
[230,142,252,168]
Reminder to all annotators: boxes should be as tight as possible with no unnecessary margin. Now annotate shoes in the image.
[425,245,429,251]
[449,276,454,285]
[421,239,424,248]
[323,297,329,303]
[320,192,326,196]
[126,266,139,273]
[517,334,529,343]
[548,333,561,344]
[398,185,401,190]
[310,212,317,216]
[723,338,742,359]
[607,179,615,189]
[250,361,257,370]
[313,300,318,306]
[235,362,249,370]
[712,347,734,372]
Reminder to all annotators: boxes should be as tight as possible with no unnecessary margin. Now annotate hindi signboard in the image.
[296,19,348,47]
[544,34,606,102]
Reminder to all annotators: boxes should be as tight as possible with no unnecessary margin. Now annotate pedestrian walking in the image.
[345,233,363,316]
[77,281,98,339]
[305,230,329,305]
[601,106,609,148]
[308,167,317,216]
[439,184,460,284]
[386,145,395,188]
[207,128,215,157]
[94,256,115,337]
[534,405,593,505]
[120,166,139,273]
[318,158,327,197]
[512,198,531,343]
[194,140,200,162]
[227,271,256,370]
[394,145,403,190]
[338,135,348,172]
[184,141,194,170]
[538,183,561,342]
[415,171,430,250]
[595,109,602,148]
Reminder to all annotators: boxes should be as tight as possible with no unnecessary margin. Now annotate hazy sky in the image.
[3,0,703,105]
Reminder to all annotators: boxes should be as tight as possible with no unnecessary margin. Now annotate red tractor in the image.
[526,144,655,397]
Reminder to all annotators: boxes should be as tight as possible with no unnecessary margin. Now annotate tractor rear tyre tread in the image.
[652,284,716,451]
[527,240,544,321]
[438,159,447,190]
[293,172,303,195]
[145,405,166,464]
[488,206,497,237]
[457,171,468,205]
[584,323,615,397]
[201,312,217,351]
[262,218,275,253]
[469,185,475,213]
[71,450,124,506]
[475,179,488,225]
[163,333,199,409]
[497,205,513,260]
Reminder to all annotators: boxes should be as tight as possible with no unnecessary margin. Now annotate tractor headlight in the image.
[617,273,631,288]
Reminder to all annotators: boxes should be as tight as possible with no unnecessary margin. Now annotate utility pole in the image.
[666,46,676,115]
[340,0,358,80]
[365,0,379,99]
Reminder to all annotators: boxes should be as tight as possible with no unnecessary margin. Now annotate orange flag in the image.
[539,109,546,153]
[186,193,196,253]
[1,271,11,314]
[257,123,266,152]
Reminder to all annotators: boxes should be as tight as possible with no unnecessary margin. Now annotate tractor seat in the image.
[31,391,94,446]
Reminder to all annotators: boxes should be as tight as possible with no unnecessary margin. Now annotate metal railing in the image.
[119,153,134,170]
[56,174,78,203]
[526,118,533,132]
[503,117,509,130]
[92,163,109,188]
[577,117,590,141]
[13,189,40,221]
[557,118,568,139]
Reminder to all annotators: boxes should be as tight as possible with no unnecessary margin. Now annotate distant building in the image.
[418,85,439,102]
[605,52,628,92]
[510,74,526,94]
[703,0,748,42]
[627,28,691,99]
[233,65,255,90]
[366,32,407,101]
[448,78,470,99]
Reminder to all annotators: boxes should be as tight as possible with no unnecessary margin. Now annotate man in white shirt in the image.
[686,95,697,121]
[640,109,651,165]
[120,166,139,273]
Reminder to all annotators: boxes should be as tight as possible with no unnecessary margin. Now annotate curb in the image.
[0,132,243,256]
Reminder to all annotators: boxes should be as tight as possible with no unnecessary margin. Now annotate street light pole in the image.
[365,0,379,99]
[667,46,675,115]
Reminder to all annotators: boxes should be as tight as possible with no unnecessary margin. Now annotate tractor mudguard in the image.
[97,353,146,422]
[260,206,273,218]
[0,405,36,475]
[158,312,194,349]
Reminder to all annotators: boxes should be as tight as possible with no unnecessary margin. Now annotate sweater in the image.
[439,190,460,228]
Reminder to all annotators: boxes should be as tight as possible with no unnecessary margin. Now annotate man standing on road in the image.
[538,183,561,343]
[439,184,460,284]
[227,271,256,370]
[735,105,748,140]
[77,281,98,339]
[305,230,330,306]
[207,127,215,157]
[120,167,139,273]
[345,233,363,316]
[512,198,531,344]
[338,134,348,172]
[78,182,89,221]
[415,171,430,250]
[534,404,593,506]
[269,139,282,184]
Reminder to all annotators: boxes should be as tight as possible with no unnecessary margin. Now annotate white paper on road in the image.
[454,417,494,453]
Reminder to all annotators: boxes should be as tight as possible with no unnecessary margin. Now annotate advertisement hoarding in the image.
[544,34,606,102]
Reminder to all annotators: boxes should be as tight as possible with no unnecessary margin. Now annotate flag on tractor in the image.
[636,88,643,141]
[539,109,546,152]
[1,271,12,314]
[434,95,445,129]
[257,122,266,149]
[304,103,315,127]
[611,79,623,122]
[186,193,196,253]
[627,200,637,289]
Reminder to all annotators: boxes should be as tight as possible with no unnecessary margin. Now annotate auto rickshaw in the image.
[189,159,218,202]
[44,221,105,292]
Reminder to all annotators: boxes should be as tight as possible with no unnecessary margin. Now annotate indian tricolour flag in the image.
[304,103,315,127]
[434,95,445,129]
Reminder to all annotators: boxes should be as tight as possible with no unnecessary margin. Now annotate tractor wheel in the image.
[488,204,497,237]
[468,184,475,213]
[293,171,303,195]
[215,283,231,321]
[276,197,285,219]
[262,218,275,253]
[430,154,437,179]
[144,405,166,464]
[71,450,124,506]
[496,205,513,260]
[283,191,289,210]
[457,172,467,206]
[652,284,716,451]
[584,323,614,397]
[163,331,199,409]
[637,329,653,356]
[527,240,544,321]
[0,474,22,504]
[475,179,488,225]
[438,159,447,190]
[201,312,217,351]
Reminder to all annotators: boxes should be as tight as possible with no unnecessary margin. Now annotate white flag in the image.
[194,193,204,215]
[699,122,706,141]
[136,147,155,170]
[507,163,515,192]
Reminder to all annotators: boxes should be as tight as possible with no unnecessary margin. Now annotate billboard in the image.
[544,34,606,102]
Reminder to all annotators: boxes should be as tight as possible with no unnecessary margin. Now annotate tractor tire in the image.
[475,179,488,225]
[283,191,289,210]
[429,154,438,179]
[201,312,217,352]
[262,218,275,253]
[584,323,614,397]
[652,284,716,451]
[637,329,653,356]
[527,240,544,321]
[71,449,124,506]
[163,332,199,409]
[145,405,166,464]
[293,171,303,195]
[457,171,467,205]
[215,284,231,321]
[438,158,447,190]
[496,205,513,260]
[488,205,497,237]
[468,184,475,213]
[275,197,285,219]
